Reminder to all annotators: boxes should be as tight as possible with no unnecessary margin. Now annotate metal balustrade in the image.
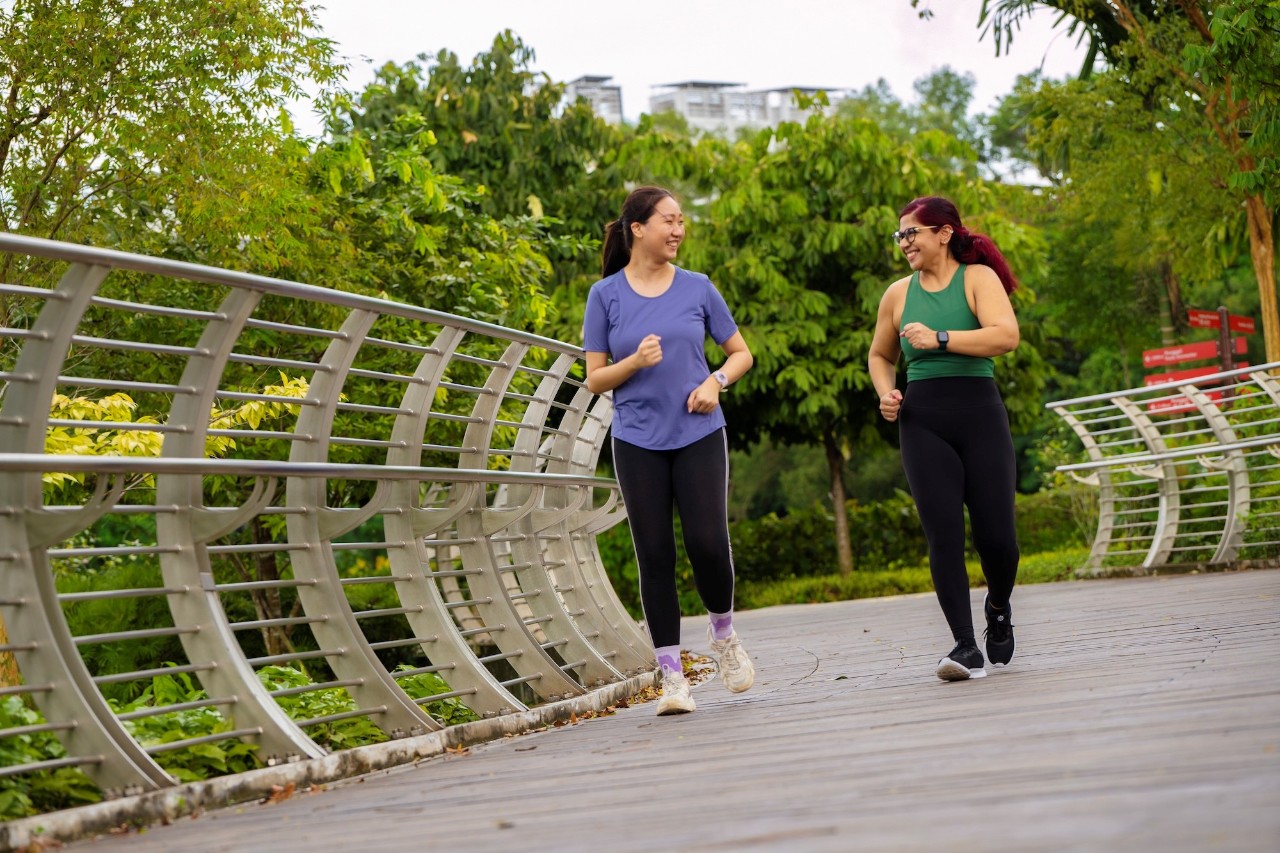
[0,232,651,801]
[1047,363,1280,571]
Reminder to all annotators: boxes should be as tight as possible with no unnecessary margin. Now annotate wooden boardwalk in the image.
[70,570,1280,852]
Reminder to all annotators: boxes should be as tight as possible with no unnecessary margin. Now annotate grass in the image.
[735,547,1091,610]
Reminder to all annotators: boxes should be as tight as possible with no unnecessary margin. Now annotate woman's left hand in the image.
[687,379,721,414]
[899,322,938,350]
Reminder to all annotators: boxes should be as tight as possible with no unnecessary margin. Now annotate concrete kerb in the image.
[1073,557,1279,579]
[0,670,658,852]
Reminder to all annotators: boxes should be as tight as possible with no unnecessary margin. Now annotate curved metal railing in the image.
[1047,363,1280,571]
[0,233,649,802]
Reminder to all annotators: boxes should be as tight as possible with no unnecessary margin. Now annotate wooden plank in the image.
[73,570,1280,852]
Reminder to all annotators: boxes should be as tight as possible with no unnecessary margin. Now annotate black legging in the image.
[612,429,735,649]
[898,377,1019,643]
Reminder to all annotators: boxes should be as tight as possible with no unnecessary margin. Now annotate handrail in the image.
[0,233,650,807]
[1052,434,1280,472]
[1047,363,1280,571]
[0,232,573,353]
[0,453,617,487]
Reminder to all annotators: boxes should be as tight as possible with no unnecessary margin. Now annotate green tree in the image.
[838,69,989,175]
[998,67,1257,379]
[0,0,343,310]
[974,0,1280,361]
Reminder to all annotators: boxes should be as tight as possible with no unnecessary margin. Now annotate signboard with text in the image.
[1147,390,1225,414]
[1187,309,1256,335]
[1143,362,1250,386]
[1142,337,1247,369]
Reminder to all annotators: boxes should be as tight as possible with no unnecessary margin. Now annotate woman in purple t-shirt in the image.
[583,186,755,716]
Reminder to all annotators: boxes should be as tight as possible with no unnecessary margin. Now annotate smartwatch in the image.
[713,370,729,389]
[936,330,949,352]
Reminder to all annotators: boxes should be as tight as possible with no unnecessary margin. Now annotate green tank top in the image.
[899,264,994,381]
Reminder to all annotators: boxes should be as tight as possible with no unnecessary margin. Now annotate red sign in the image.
[1147,390,1224,414]
[1187,309,1256,334]
[1142,337,1247,368]
[1143,362,1249,386]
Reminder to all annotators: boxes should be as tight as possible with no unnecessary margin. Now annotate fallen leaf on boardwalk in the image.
[569,712,579,725]
[446,745,470,756]
[264,783,296,805]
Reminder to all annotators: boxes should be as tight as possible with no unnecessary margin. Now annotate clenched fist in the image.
[633,334,663,368]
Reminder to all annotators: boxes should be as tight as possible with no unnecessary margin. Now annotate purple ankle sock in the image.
[709,611,734,641]
[656,645,681,675]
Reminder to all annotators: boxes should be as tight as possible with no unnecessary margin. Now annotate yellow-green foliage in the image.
[43,373,313,495]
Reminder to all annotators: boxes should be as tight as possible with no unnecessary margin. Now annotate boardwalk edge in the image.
[0,670,658,851]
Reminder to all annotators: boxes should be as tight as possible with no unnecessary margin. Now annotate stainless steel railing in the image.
[1047,363,1280,571]
[0,232,649,801]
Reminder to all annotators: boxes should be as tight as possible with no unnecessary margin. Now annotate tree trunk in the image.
[1243,194,1279,363]
[1159,260,1183,344]
[0,615,19,688]
[823,429,853,576]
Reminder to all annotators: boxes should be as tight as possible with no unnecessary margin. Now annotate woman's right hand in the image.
[879,388,903,422]
[633,334,662,368]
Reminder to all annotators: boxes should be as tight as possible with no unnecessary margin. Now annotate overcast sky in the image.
[301,0,1087,131]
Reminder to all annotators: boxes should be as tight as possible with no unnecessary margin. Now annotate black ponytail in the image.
[601,186,675,278]
[601,218,631,278]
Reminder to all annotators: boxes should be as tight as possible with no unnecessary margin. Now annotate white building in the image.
[565,75,624,125]
[649,81,851,135]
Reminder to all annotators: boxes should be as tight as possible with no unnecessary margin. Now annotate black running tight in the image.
[898,377,1019,643]
[611,429,735,649]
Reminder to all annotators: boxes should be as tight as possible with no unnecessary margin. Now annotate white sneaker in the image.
[656,669,695,716]
[708,627,755,693]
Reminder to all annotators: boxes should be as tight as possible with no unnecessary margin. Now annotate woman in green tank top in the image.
[867,196,1022,683]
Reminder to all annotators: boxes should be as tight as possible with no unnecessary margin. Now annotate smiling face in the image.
[896,214,949,271]
[631,195,685,263]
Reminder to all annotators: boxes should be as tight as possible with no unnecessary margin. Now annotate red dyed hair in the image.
[900,196,1019,294]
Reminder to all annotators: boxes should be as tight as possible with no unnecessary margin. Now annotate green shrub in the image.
[0,696,102,820]
[1014,487,1096,553]
[1016,547,1092,583]
[112,671,262,782]
[735,546,1091,609]
[393,667,481,726]
[256,665,388,750]
[736,565,943,608]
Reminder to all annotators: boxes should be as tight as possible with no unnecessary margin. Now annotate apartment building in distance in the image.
[649,81,851,135]
[564,76,851,134]
[565,75,624,125]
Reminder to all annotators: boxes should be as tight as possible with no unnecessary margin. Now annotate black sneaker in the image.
[984,594,1015,667]
[936,641,986,681]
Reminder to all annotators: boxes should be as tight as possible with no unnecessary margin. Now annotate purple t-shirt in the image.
[584,267,738,450]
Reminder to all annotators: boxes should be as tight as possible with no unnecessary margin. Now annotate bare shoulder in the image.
[880,275,911,305]
[964,263,1003,292]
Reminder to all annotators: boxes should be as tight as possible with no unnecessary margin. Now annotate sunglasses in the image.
[892,225,942,244]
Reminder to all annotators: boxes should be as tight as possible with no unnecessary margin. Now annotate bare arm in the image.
[868,279,906,421]
[585,333,663,395]
[687,330,753,414]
